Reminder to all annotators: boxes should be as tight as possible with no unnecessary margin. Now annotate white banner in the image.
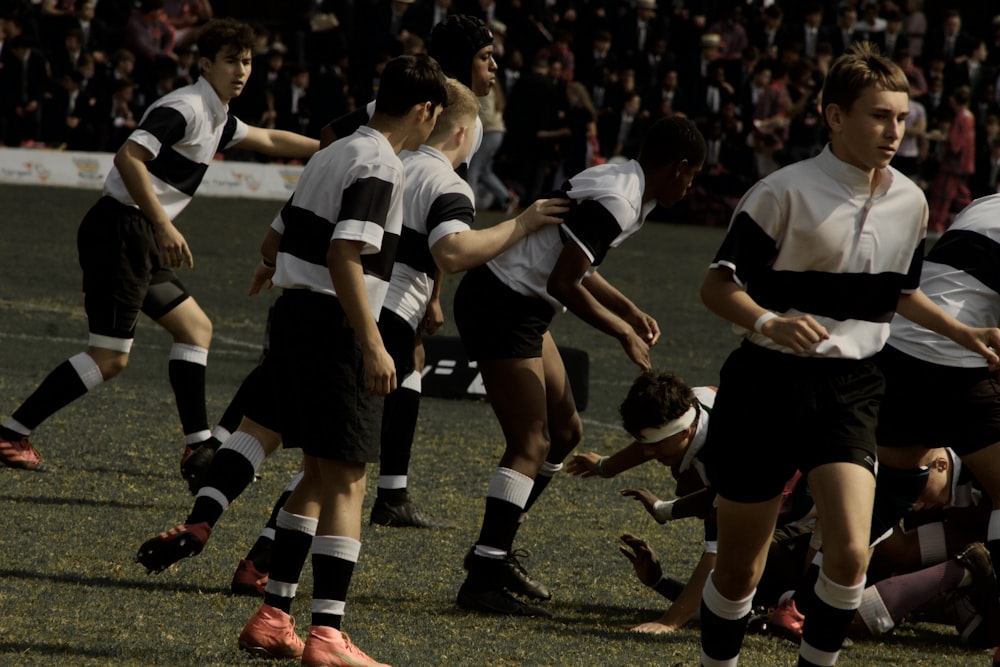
[0,147,303,200]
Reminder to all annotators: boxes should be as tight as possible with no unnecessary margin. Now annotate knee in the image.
[822,543,870,585]
[90,350,128,378]
[551,415,583,453]
[711,562,760,601]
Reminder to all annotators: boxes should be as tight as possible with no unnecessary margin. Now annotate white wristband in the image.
[754,311,777,334]
[652,499,675,523]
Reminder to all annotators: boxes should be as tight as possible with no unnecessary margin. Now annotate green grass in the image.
[0,184,989,666]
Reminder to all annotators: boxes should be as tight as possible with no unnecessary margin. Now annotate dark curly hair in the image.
[619,371,696,440]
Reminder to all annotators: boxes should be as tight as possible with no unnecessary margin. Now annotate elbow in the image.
[436,254,465,274]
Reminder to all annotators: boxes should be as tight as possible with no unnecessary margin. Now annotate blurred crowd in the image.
[1,0,998,227]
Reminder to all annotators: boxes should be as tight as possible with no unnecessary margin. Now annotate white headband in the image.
[637,405,697,444]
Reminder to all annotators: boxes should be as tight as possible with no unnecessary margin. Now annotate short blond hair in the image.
[822,41,908,122]
[427,78,480,145]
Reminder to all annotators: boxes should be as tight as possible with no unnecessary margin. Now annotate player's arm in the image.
[430,197,569,273]
[700,267,829,353]
[328,239,396,396]
[548,241,652,371]
[114,139,193,268]
[422,267,445,334]
[896,290,1000,367]
[633,550,716,632]
[566,442,648,478]
[582,271,660,345]
[248,227,281,295]
[236,125,319,159]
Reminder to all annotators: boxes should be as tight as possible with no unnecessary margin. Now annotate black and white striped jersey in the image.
[711,146,927,359]
[383,145,475,330]
[487,159,656,310]
[271,126,404,317]
[889,194,1000,368]
[104,76,248,220]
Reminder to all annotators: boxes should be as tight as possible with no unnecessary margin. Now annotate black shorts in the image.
[454,265,556,361]
[77,196,188,338]
[701,342,883,503]
[876,344,1000,456]
[262,289,382,463]
[378,308,417,379]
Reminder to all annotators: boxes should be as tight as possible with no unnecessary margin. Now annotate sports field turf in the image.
[0,183,990,666]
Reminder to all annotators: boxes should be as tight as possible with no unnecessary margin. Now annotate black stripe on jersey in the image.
[138,106,187,148]
[926,229,1000,293]
[748,269,905,323]
[147,146,208,196]
[339,177,394,229]
[394,226,436,275]
[216,114,238,153]
[426,192,474,234]
[361,230,400,281]
[279,204,333,266]
[561,199,622,267]
[713,211,779,284]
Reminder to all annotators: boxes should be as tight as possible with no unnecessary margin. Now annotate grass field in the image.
[0,183,990,666]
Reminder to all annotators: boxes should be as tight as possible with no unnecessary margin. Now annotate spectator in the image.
[101,77,139,152]
[830,5,859,57]
[644,68,688,118]
[925,9,974,71]
[783,58,824,164]
[1,34,49,146]
[162,0,213,51]
[559,80,599,180]
[40,68,96,148]
[901,0,927,61]
[596,90,644,164]
[707,5,749,62]
[972,114,1000,197]
[468,83,516,212]
[893,73,928,183]
[274,63,311,136]
[794,1,829,60]
[876,9,909,62]
[575,28,617,93]
[748,5,789,63]
[615,0,667,74]
[124,0,176,80]
[854,1,886,42]
[927,85,976,232]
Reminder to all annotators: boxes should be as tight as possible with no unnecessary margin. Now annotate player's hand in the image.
[619,533,663,587]
[626,308,660,346]
[566,451,603,477]
[620,487,662,520]
[961,326,1000,369]
[248,261,275,295]
[363,344,397,396]
[421,299,444,335]
[627,619,679,635]
[758,314,829,353]
[619,330,652,371]
[515,197,570,232]
[155,221,194,268]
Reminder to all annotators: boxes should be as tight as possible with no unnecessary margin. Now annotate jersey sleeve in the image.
[221,114,250,150]
[332,162,399,254]
[128,104,190,158]
[426,191,475,247]
[709,181,784,288]
[559,198,627,267]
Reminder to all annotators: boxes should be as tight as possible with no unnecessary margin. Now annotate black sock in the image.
[263,510,316,614]
[216,365,266,435]
[311,536,360,629]
[186,445,257,526]
[168,346,209,442]
[12,359,93,430]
